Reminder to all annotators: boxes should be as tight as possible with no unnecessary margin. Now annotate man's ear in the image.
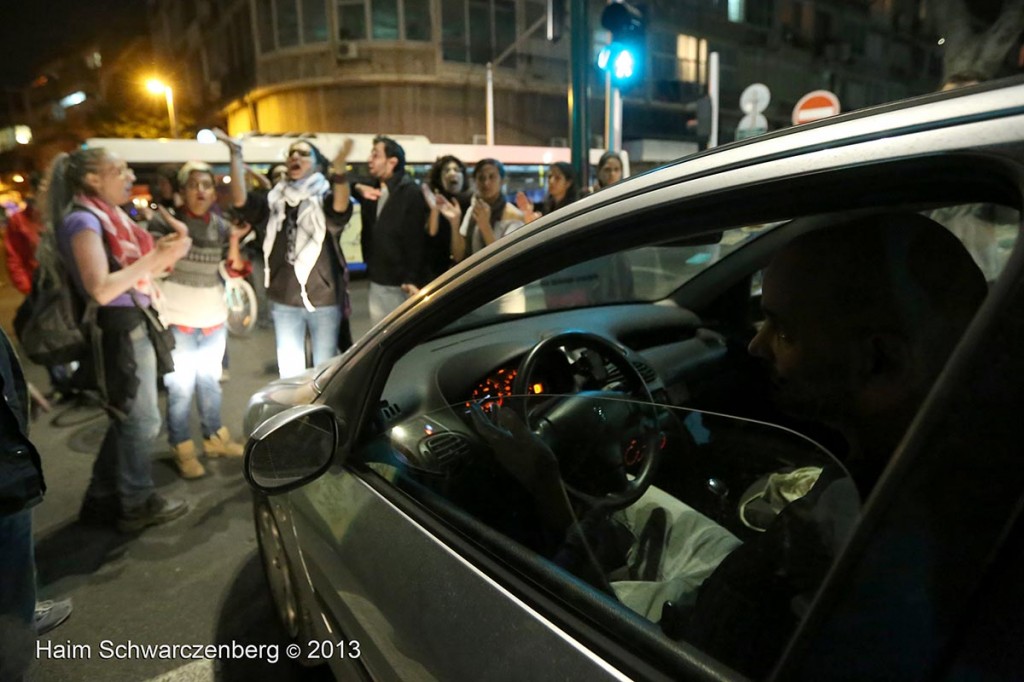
[859,332,914,403]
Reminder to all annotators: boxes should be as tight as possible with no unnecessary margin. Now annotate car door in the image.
[287,81,1024,680]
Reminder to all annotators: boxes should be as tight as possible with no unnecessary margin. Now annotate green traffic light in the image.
[599,1,645,86]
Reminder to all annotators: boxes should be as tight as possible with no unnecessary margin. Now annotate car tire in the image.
[252,493,323,667]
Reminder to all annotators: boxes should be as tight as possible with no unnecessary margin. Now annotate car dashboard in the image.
[379,303,714,425]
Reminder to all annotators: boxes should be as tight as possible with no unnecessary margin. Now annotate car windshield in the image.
[441,222,781,334]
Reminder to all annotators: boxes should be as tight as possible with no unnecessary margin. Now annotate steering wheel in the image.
[511,331,662,510]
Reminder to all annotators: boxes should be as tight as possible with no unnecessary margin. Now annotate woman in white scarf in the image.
[219,132,354,378]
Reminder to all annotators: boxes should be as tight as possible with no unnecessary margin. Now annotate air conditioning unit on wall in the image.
[337,41,360,61]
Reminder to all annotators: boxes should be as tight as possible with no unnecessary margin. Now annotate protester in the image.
[148,161,250,479]
[4,196,42,295]
[421,155,470,280]
[45,148,192,532]
[151,164,181,213]
[352,136,431,324]
[446,158,525,263]
[0,327,73,680]
[516,161,580,224]
[587,151,624,194]
[220,131,354,378]
[931,72,1011,281]
[237,164,287,331]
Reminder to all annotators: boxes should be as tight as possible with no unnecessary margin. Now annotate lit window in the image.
[677,34,707,85]
[728,0,744,23]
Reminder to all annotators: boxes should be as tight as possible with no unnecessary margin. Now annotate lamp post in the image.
[146,79,178,138]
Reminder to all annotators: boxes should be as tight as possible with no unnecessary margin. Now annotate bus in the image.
[85,134,629,272]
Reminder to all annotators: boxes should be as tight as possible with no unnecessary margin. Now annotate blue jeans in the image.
[368,282,409,326]
[86,323,161,509]
[164,325,227,445]
[270,302,342,379]
[0,509,34,625]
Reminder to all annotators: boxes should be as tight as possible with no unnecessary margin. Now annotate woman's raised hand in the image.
[436,193,462,223]
[212,128,242,153]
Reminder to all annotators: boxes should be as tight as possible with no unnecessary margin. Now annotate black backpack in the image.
[13,220,99,367]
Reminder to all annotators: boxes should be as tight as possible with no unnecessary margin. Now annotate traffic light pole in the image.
[604,71,622,152]
[569,0,590,186]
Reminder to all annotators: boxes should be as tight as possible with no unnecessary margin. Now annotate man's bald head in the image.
[750,212,986,446]
[782,212,985,375]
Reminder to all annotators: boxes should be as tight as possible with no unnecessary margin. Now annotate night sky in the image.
[0,0,148,87]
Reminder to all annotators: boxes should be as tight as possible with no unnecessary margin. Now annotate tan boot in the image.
[203,426,244,458]
[171,440,205,479]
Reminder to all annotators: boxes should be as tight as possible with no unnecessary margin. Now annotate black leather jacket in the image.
[0,327,45,516]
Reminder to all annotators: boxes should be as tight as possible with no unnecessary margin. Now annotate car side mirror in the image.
[243,404,339,494]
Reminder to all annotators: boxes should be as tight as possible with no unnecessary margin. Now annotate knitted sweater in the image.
[149,211,231,328]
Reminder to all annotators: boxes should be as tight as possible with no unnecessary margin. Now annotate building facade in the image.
[148,0,943,152]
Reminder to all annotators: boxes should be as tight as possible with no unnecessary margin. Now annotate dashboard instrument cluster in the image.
[466,354,575,411]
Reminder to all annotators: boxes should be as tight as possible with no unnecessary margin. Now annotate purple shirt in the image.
[57,211,150,308]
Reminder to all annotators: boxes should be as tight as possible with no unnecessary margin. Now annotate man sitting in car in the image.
[475,211,988,677]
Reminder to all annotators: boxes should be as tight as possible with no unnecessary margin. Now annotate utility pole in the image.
[486,16,546,145]
[569,0,590,188]
[604,71,622,152]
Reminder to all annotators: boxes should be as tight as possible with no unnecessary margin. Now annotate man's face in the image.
[286,142,315,181]
[182,171,216,215]
[441,161,464,194]
[748,249,861,424]
[368,142,397,180]
[474,164,502,202]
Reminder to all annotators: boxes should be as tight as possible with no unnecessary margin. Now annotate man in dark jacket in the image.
[352,136,430,325]
[0,327,72,678]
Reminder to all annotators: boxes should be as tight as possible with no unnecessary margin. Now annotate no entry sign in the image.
[792,90,841,125]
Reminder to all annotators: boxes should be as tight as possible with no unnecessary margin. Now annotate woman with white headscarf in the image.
[219,131,354,378]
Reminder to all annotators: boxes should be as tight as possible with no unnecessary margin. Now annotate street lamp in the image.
[146,78,178,138]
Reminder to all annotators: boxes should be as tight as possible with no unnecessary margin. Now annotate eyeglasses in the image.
[184,180,215,191]
[102,164,132,178]
[288,148,313,158]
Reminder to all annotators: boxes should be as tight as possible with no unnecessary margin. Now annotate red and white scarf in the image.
[74,194,158,299]
[75,194,153,266]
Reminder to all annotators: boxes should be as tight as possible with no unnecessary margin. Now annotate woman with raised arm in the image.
[516,161,580,225]
[46,148,192,532]
[421,155,470,279]
[217,130,354,378]
[446,158,525,263]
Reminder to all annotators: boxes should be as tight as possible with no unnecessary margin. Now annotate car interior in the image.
[337,157,1020,677]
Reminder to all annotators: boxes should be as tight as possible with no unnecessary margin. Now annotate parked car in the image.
[242,77,1024,680]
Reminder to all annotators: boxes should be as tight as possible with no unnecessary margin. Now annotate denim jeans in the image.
[164,324,227,445]
[270,302,342,379]
[86,323,161,510]
[368,282,409,326]
[0,509,34,625]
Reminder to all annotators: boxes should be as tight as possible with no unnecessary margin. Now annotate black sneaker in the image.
[78,496,122,526]
[117,494,189,533]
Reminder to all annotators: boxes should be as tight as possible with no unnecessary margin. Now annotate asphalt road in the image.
[0,272,371,682]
